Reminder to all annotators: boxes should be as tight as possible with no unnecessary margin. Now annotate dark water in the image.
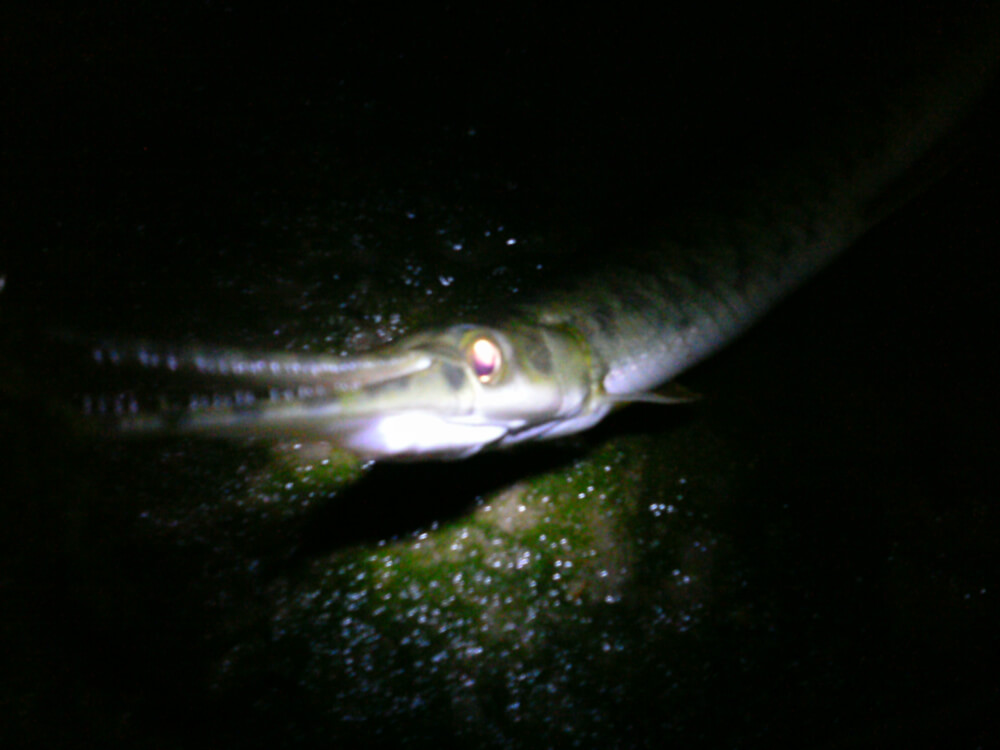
[2,4,999,748]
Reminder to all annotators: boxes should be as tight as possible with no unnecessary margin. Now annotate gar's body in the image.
[80,17,997,460]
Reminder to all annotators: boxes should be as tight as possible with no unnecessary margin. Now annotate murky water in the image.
[2,5,999,748]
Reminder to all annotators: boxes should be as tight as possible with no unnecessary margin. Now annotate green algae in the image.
[175,414,740,747]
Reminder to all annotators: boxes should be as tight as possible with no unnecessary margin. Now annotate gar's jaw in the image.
[89,321,604,461]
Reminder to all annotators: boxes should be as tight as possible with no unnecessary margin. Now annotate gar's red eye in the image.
[469,337,502,383]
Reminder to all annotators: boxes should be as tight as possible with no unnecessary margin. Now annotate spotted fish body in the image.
[525,37,996,399]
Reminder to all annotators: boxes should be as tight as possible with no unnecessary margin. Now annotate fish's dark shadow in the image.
[288,444,582,560]
[590,398,701,441]
[289,403,698,561]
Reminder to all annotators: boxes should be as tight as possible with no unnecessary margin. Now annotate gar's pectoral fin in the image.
[605,381,702,406]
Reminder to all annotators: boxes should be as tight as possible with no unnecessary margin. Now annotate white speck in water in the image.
[505,238,516,246]
[439,275,453,286]
[452,243,463,251]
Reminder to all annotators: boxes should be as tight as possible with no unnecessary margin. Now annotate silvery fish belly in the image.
[69,17,997,461]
